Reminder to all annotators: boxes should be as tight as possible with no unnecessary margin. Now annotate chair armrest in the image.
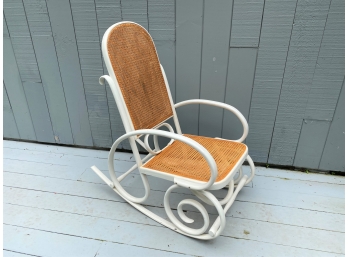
[109,129,218,190]
[174,99,249,143]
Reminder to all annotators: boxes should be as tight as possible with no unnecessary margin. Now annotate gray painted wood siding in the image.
[3,0,344,172]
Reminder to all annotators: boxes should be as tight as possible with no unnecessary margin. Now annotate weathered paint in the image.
[3,0,345,172]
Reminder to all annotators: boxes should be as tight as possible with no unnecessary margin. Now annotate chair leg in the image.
[90,154,256,240]
[209,175,248,236]
[164,184,226,237]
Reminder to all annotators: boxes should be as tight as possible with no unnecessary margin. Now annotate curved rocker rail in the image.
[91,130,255,240]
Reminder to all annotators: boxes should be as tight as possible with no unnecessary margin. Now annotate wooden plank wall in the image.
[3,0,345,172]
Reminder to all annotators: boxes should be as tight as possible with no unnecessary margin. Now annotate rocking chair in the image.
[91,21,255,240]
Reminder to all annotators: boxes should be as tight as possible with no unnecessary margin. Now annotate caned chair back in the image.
[104,22,173,131]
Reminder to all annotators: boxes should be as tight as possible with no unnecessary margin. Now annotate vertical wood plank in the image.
[247,0,299,162]
[148,0,175,41]
[304,0,344,121]
[70,0,113,147]
[23,82,55,143]
[3,28,36,140]
[121,0,148,30]
[46,0,93,146]
[230,0,265,47]
[31,35,74,144]
[293,120,331,169]
[319,82,345,171]
[95,0,122,35]
[95,0,128,148]
[198,0,233,137]
[3,84,20,139]
[148,0,176,102]
[222,48,257,140]
[23,0,74,144]
[155,40,176,102]
[269,0,331,165]
[175,0,203,135]
[155,41,176,149]
[3,0,41,82]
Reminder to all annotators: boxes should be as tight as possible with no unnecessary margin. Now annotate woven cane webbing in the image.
[143,134,247,182]
[107,23,173,130]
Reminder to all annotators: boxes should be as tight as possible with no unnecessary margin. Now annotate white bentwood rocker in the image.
[91,21,255,240]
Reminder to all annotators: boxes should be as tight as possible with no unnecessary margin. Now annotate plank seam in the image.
[4,150,134,162]
[45,0,74,144]
[221,234,343,255]
[20,0,56,142]
[146,0,149,31]
[4,218,343,254]
[5,169,342,202]
[293,119,305,166]
[147,0,149,30]
[3,249,41,257]
[68,0,95,147]
[220,0,236,136]
[4,223,190,256]
[246,0,266,122]
[20,0,42,84]
[246,49,258,122]
[93,0,114,144]
[120,0,123,20]
[266,0,299,164]
[4,10,37,141]
[3,83,20,135]
[197,0,205,135]
[293,0,332,167]
[318,79,344,167]
[256,0,266,48]
[302,0,333,123]
[5,199,344,234]
[4,179,344,215]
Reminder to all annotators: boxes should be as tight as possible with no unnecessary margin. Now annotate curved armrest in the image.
[174,99,249,143]
[110,129,218,190]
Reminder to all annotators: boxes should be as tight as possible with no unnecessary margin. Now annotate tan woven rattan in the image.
[143,134,247,182]
[107,23,173,130]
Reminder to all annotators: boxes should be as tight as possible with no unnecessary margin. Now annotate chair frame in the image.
[91,21,255,239]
